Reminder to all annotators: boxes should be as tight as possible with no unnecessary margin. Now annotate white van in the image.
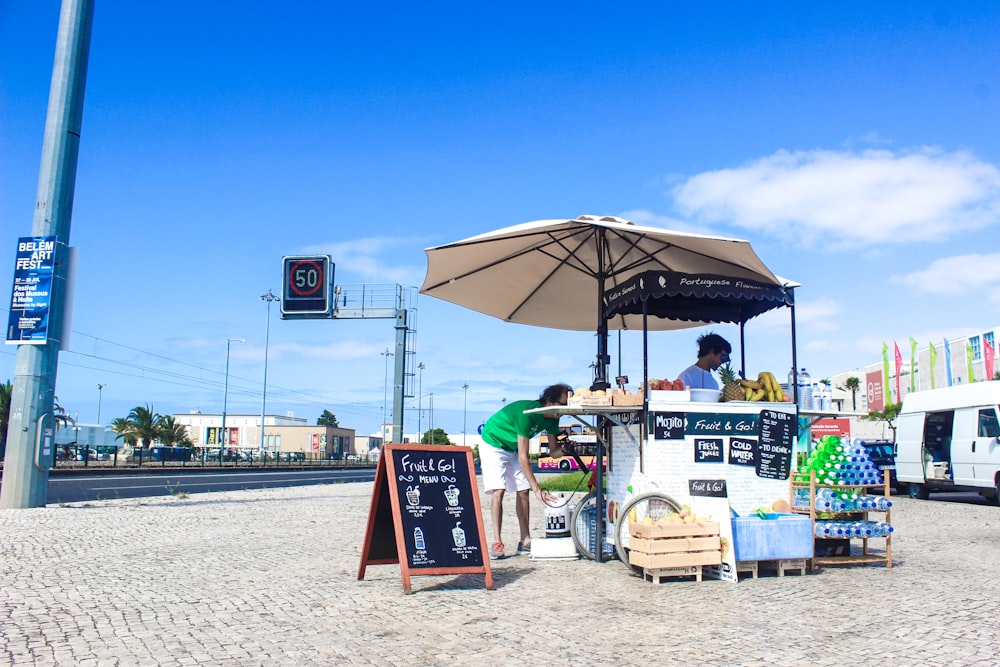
[896,382,1000,500]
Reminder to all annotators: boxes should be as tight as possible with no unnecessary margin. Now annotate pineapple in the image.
[719,363,743,402]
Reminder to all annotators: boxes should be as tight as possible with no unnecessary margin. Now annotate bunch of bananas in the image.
[738,371,785,402]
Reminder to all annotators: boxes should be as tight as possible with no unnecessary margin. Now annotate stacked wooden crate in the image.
[628,520,722,583]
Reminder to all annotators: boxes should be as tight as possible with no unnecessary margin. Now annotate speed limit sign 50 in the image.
[281,255,333,316]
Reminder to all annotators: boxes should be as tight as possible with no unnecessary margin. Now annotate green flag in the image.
[882,342,890,399]
[966,342,976,383]
[928,341,937,389]
[909,337,918,392]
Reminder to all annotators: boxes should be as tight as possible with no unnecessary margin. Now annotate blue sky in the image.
[3,2,1000,438]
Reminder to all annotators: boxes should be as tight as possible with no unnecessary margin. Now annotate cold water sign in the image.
[358,444,493,594]
[756,409,796,480]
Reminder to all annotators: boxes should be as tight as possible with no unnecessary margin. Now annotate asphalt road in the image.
[43,468,378,504]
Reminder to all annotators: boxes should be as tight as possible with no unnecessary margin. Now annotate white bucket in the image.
[544,494,573,537]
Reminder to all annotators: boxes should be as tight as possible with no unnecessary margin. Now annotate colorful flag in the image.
[944,338,953,386]
[882,343,891,403]
[986,337,995,381]
[928,341,937,389]
[894,341,903,402]
[966,341,976,383]
[909,337,918,392]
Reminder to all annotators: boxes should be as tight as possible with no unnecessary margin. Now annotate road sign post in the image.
[281,255,333,317]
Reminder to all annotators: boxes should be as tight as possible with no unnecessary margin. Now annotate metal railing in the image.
[3,444,381,471]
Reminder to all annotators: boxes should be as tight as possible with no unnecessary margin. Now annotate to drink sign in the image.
[6,236,56,345]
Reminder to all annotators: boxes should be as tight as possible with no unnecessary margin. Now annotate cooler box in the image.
[732,514,814,561]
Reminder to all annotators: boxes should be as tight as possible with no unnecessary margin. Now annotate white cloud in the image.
[303,236,426,286]
[671,148,1000,249]
[894,253,1000,296]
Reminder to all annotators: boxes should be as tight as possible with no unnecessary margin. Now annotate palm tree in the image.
[110,416,137,447]
[127,404,162,449]
[158,415,193,447]
[843,376,861,411]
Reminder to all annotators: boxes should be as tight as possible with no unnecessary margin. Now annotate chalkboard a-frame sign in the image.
[358,444,493,594]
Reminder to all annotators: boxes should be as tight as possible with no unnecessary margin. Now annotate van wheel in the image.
[908,482,929,500]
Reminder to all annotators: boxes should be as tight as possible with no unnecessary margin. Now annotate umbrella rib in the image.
[422,227,596,292]
[505,229,599,320]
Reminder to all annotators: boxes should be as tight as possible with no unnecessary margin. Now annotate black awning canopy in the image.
[603,271,794,325]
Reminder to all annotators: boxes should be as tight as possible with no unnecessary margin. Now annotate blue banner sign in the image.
[6,236,56,345]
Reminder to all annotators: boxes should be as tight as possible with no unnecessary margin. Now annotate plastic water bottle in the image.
[788,368,813,410]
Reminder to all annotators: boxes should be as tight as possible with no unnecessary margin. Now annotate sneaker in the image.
[490,541,506,560]
[516,542,531,555]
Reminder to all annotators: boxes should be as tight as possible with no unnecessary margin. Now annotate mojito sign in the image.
[6,236,56,345]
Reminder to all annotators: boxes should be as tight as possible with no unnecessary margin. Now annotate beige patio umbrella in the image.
[420,215,793,386]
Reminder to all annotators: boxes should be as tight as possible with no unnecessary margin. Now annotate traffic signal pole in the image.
[2,0,95,509]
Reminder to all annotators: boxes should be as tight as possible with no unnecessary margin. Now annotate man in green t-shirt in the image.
[480,383,570,559]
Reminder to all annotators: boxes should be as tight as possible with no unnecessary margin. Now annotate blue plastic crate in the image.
[732,513,814,561]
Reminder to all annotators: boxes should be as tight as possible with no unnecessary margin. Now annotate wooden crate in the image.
[628,519,722,571]
[612,390,644,406]
[630,520,720,539]
[629,535,721,554]
[630,549,722,569]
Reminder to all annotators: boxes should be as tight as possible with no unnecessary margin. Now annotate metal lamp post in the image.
[259,290,279,455]
[96,383,106,424]
[417,362,425,441]
[381,348,393,441]
[222,338,245,450]
[462,383,469,447]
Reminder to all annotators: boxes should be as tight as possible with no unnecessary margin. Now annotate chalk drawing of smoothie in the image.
[452,522,466,548]
[406,485,420,506]
[444,484,460,506]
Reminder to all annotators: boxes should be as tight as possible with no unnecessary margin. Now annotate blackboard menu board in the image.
[694,438,724,463]
[358,444,492,594]
[391,447,483,569]
[756,409,796,480]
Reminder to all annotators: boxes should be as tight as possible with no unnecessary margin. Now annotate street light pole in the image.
[381,348,393,441]
[417,362,425,441]
[463,383,469,447]
[259,290,279,454]
[429,393,434,443]
[222,338,245,449]
[96,383,106,425]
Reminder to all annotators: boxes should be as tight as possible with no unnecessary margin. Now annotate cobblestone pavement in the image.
[2,480,999,666]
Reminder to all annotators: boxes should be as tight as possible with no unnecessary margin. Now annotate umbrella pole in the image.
[739,323,746,379]
[789,288,799,405]
[642,301,649,472]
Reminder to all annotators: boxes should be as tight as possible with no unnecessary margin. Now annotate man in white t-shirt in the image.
[678,332,732,389]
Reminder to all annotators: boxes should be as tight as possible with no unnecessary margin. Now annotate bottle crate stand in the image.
[789,470,893,570]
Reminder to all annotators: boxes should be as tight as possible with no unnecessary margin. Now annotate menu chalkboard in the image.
[358,444,493,594]
[756,409,796,480]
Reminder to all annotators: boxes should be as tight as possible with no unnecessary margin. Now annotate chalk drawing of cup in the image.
[452,522,466,548]
[406,485,420,506]
[444,485,460,506]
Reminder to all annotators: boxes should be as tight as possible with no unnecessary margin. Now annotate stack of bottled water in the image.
[794,435,885,487]
[813,521,894,538]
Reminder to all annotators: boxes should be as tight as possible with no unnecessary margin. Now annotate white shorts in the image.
[480,443,529,494]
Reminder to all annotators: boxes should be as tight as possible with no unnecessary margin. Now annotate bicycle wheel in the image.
[569,490,616,560]
[613,492,682,570]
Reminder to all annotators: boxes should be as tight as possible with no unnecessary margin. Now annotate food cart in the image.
[527,269,810,579]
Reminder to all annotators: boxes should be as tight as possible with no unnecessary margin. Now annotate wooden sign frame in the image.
[358,444,493,594]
